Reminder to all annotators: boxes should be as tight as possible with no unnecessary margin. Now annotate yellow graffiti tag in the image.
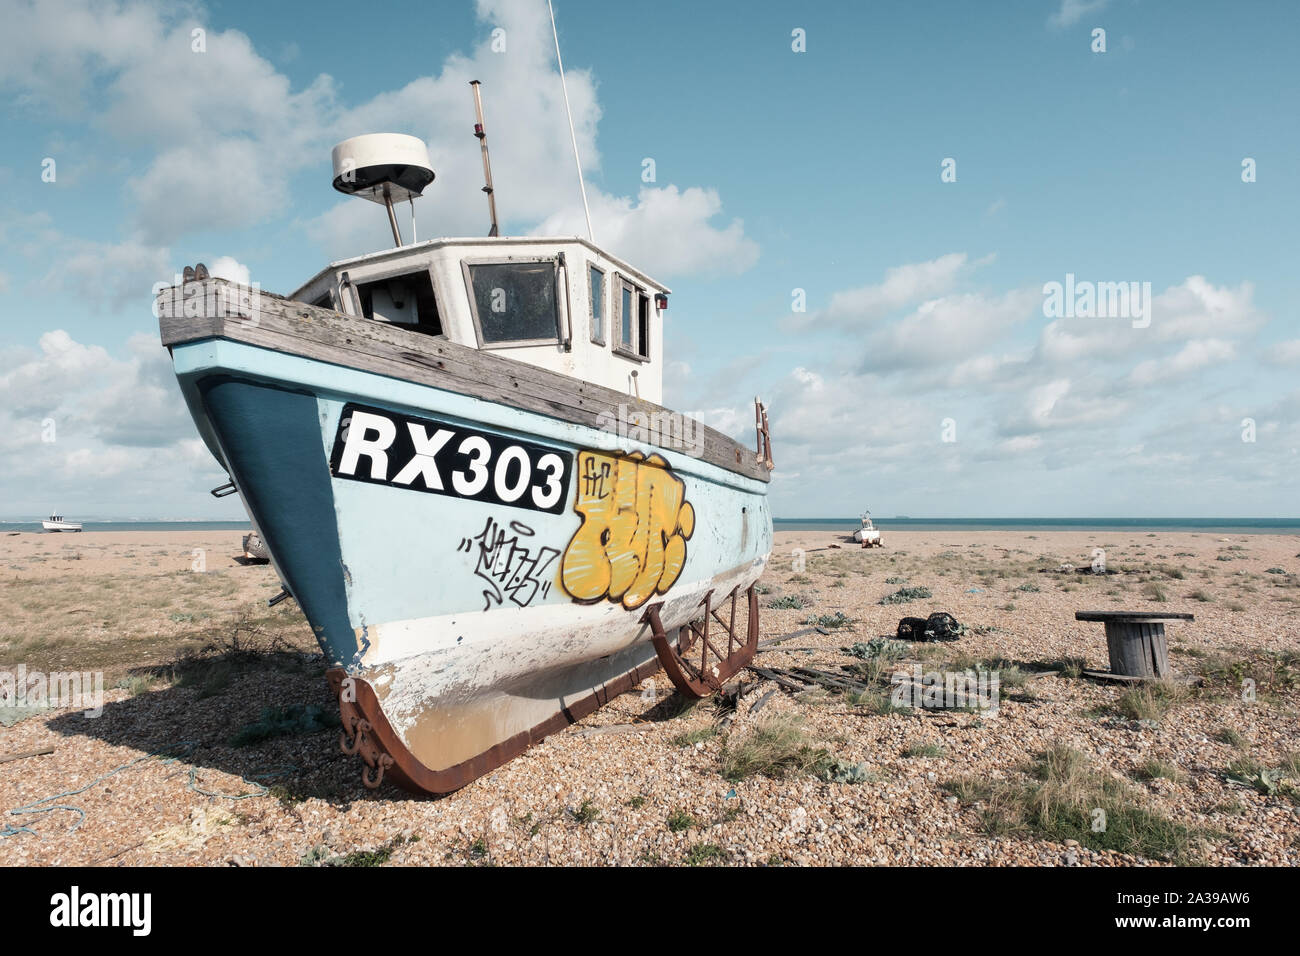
[559,451,695,610]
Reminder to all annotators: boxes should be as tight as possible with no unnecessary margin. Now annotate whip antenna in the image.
[548,0,594,243]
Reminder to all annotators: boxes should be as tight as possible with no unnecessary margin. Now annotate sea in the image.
[0,521,252,533]
[774,517,1300,535]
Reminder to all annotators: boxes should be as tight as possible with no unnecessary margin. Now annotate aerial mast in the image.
[469,80,500,237]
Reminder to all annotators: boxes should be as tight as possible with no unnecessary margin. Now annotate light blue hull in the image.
[172,338,772,780]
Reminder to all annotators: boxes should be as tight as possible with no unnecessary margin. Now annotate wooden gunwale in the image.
[159,278,770,483]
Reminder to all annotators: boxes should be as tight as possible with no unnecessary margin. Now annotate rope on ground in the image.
[186,764,297,800]
[1,740,298,838]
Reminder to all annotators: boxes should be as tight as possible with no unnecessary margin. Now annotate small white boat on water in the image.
[42,514,83,532]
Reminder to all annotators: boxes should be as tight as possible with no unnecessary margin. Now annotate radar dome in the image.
[331,133,435,205]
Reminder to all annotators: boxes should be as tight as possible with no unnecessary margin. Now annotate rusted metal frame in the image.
[697,590,712,677]
[642,602,708,696]
[710,589,738,658]
[688,589,743,685]
[643,583,760,699]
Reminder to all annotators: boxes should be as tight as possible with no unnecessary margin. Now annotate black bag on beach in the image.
[924,612,963,641]
[896,612,964,642]
[896,617,929,641]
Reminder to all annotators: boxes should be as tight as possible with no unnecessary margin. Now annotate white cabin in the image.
[291,237,670,405]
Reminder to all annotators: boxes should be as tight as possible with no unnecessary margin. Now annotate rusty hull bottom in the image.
[326,583,762,796]
[327,656,664,795]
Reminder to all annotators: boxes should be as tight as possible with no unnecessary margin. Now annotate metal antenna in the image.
[382,184,403,246]
[470,80,500,237]
[548,0,594,243]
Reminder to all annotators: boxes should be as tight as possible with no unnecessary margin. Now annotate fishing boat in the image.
[241,532,270,563]
[157,56,774,794]
[42,514,83,532]
[852,512,882,547]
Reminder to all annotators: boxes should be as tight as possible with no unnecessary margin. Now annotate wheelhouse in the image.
[291,237,670,404]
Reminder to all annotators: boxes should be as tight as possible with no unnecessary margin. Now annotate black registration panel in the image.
[329,403,572,514]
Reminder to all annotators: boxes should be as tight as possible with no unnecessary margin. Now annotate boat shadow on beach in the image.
[44,643,704,806]
[44,648,384,807]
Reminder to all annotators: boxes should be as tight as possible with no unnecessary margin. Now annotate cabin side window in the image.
[613,275,651,361]
[355,271,443,336]
[463,258,560,347]
[589,264,605,346]
[637,290,650,360]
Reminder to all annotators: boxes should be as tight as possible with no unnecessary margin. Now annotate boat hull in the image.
[171,337,772,791]
[42,522,82,532]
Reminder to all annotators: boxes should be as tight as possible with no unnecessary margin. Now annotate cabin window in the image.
[311,292,334,310]
[589,264,605,345]
[637,290,651,359]
[463,258,560,347]
[613,275,651,362]
[355,271,442,336]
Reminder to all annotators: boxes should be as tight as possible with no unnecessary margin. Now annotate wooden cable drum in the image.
[1075,611,1194,679]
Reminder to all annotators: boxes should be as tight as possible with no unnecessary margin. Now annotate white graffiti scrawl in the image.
[457,517,560,610]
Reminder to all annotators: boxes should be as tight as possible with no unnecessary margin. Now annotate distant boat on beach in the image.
[853,512,883,547]
[42,514,82,532]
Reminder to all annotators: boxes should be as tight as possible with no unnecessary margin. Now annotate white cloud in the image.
[1048,0,1110,29]
[1149,276,1262,342]
[304,1,755,278]
[0,329,223,516]
[0,0,336,244]
[0,330,189,447]
[997,435,1042,454]
[4,0,754,282]
[1265,339,1300,365]
[1007,377,1129,434]
[208,255,251,286]
[859,288,1039,371]
[532,185,758,279]
[0,0,193,115]
[0,330,115,417]
[804,253,973,329]
[1036,276,1262,365]
[131,140,279,244]
[0,212,171,313]
[1027,379,1071,427]
[947,349,1033,387]
[1037,315,1136,363]
[49,235,173,311]
[1128,338,1236,386]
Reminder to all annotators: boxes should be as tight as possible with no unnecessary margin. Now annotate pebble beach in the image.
[1,528,1298,866]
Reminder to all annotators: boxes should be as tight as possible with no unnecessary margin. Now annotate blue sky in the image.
[1,0,1297,519]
